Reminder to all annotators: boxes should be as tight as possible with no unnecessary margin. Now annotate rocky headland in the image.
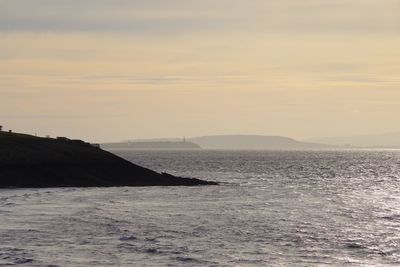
[0,131,217,188]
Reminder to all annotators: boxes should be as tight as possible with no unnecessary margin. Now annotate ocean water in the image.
[1,150,400,266]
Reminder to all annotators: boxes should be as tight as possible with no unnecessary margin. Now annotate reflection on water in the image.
[1,150,400,266]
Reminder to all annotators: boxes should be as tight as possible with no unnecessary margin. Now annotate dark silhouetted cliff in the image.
[0,132,217,188]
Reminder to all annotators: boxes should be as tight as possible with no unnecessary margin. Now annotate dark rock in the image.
[0,132,217,188]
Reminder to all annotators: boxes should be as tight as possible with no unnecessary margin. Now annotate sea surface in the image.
[1,150,400,266]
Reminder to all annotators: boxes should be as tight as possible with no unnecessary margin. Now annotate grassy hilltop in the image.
[0,131,216,188]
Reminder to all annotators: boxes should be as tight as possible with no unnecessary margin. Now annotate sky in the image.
[0,0,399,142]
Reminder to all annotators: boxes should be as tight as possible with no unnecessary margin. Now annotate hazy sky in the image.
[1,0,399,142]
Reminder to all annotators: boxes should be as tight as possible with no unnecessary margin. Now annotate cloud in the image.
[324,75,393,84]
[0,14,220,35]
[0,0,226,34]
[0,0,399,34]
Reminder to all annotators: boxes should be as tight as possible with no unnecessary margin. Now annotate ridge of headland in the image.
[0,131,217,188]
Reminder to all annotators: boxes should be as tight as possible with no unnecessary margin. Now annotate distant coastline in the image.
[306,132,400,148]
[106,133,400,150]
[105,135,333,150]
[101,141,202,150]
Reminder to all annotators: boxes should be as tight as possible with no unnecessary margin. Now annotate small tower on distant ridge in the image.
[0,125,3,131]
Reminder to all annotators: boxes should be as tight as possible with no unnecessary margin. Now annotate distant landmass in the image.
[102,132,400,150]
[101,141,201,150]
[189,135,332,150]
[306,132,400,148]
[117,135,333,150]
[0,131,217,188]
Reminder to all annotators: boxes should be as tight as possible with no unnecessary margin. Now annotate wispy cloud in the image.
[0,0,399,34]
[0,74,256,89]
[1,0,400,140]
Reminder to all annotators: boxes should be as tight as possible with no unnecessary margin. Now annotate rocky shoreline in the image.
[0,132,217,188]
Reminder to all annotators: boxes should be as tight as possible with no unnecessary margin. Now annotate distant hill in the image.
[101,141,201,150]
[189,135,332,150]
[104,135,332,150]
[306,132,400,148]
[0,131,216,188]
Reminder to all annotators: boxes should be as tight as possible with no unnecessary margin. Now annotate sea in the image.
[1,150,400,266]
